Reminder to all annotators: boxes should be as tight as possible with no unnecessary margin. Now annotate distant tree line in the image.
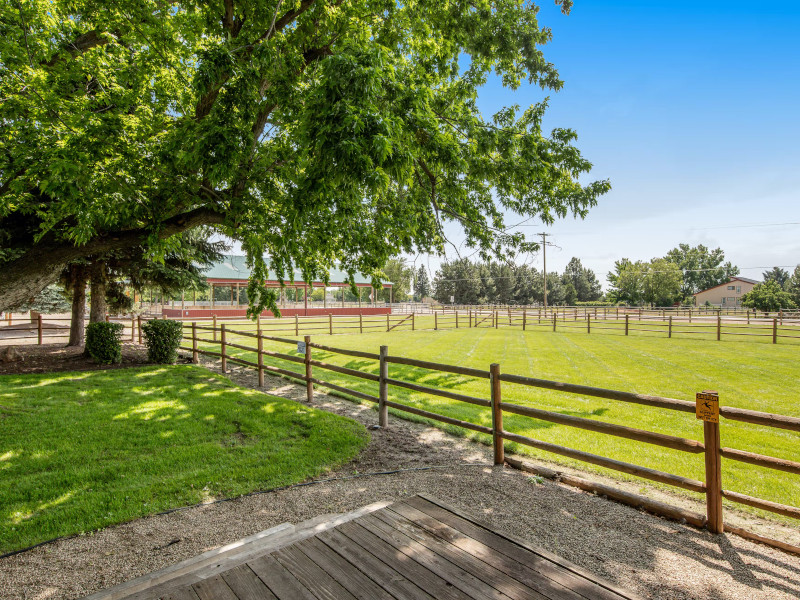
[606,244,741,306]
[422,257,602,306]
[741,266,800,311]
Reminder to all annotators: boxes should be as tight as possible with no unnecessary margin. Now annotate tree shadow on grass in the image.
[0,365,366,554]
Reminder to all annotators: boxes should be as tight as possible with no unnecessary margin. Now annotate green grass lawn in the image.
[203,325,800,519]
[0,366,368,553]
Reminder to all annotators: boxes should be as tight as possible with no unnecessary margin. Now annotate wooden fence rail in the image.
[181,322,800,556]
[7,306,800,348]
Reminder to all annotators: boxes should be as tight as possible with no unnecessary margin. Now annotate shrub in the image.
[85,322,125,364]
[141,319,184,364]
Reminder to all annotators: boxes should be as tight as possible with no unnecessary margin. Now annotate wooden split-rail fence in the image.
[180,322,800,556]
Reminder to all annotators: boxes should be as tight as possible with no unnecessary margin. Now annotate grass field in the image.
[0,366,368,553]
[197,324,800,519]
[197,312,800,346]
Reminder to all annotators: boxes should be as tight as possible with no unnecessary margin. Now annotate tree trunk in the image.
[89,260,108,323]
[67,265,88,347]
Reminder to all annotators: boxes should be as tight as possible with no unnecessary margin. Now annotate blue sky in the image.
[420,0,800,286]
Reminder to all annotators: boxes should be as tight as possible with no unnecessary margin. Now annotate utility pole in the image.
[538,232,550,313]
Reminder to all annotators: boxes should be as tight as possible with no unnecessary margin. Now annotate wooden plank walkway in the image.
[97,495,642,600]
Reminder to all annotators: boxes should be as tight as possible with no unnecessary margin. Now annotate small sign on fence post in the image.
[697,390,723,533]
[696,391,719,423]
[297,340,306,354]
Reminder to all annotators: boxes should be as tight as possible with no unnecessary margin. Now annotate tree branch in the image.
[0,207,226,311]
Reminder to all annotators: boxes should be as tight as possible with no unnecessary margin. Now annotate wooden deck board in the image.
[92,495,638,600]
[221,565,278,600]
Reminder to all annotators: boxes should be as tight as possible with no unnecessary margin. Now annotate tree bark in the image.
[89,259,107,323]
[67,265,88,347]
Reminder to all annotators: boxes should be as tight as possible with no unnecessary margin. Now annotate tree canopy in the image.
[560,257,602,302]
[664,244,739,300]
[741,281,796,312]
[1,0,608,314]
[762,267,791,289]
[606,257,682,306]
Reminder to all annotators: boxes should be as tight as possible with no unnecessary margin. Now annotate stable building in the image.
[693,277,758,307]
[162,255,393,318]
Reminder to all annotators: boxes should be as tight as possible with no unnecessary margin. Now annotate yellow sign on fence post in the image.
[696,391,719,423]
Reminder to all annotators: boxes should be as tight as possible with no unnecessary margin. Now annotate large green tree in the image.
[741,281,796,312]
[606,259,647,305]
[377,257,412,302]
[560,257,601,302]
[664,244,739,300]
[642,258,683,306]
[762,267,791,289]
[1,0,608,314]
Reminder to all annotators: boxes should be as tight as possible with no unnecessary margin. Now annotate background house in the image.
[693,277,758,307]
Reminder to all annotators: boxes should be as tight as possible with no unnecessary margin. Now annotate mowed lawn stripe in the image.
[207,327,799,516]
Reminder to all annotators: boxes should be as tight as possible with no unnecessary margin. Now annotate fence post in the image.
[131,314,135,342]
[456,311,459,328]
[295,314,299,336]
[359,312,363,334]
[191,322,198,364]
[625,314,629,335]
[412,312,415,331]
[587,313,591,334]
[213,314,217,341]
[668,315,673,338]
[717,316,721,341]
[746,310,750,324]
[220,323,227,373]
[435,312,438,330]
[638,308,642,321]
[490,363,504,465]
[689,308,692,323]
[304,335,313,401]
[329,313,333,335]
[553,311,557,332]
[379,345,389,427]
[37,313,43,345]
[702,393,723,534]
[257,331,265,387]
[522,309,526,331]
[495,310,499,329]
[779,309,783,325]
[773,318,778,344]
[105,314,110,323]
[386,313,390,332]
[138,315,143,344]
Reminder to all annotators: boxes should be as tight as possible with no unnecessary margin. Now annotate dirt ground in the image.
[0,343,153,375]
[0,350,799,600]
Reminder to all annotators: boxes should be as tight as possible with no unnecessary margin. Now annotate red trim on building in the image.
[162,307,391,318]
[206,279,390,287]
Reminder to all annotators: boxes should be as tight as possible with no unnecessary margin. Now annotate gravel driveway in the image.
[2,360,799,600]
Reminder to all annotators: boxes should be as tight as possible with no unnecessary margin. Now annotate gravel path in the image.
[2,361,799,600]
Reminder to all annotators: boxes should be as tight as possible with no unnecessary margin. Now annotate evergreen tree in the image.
[788,266,800,307]
[561,257,602,302]
[762,267,791,289]
[414,266,432,301]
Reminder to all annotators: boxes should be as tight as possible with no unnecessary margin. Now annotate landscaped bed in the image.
[0,365,368,553]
